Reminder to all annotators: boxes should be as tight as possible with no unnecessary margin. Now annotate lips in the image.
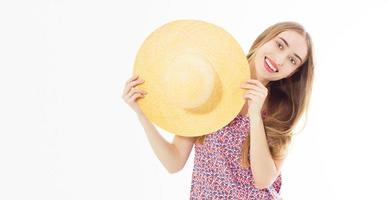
[264,56,279,73]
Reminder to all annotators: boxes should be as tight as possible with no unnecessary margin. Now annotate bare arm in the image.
[249,114,285,189]
[137,112,196,173]
[122,74,196,174]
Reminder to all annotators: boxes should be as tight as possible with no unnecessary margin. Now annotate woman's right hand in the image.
[122,74,147,115]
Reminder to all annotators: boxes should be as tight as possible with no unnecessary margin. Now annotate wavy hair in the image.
[195,21,315,168]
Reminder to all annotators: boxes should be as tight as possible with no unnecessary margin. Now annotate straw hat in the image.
[133,19,250,137]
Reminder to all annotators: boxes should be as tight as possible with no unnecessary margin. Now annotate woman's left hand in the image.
[240,79,268,116]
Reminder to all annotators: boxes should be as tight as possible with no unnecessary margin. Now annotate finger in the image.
[243,93,256,100]
[130,74,139,81]
[128,88,147,98]
[246,92,265,100]
[243,81,268,94]
[245,90,260,96]
[130,93,144,102]
[124,79,145,95]
[244,90,265,99]
[127,74,140,84]
[245,79,265,88]
[241,84,268,95]
[124,78,144,93]
[123,80,137,95]
[123,81,134,94]
[245,79,261,84]
[123,85,130,95]
[240,83,259,90]
[246,94,260,102]
[128,78,145,88]
[124,90,144,101]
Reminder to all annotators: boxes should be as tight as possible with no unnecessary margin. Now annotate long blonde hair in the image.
[195,21,315,168]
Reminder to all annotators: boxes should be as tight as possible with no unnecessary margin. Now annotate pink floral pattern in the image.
[190,113,282,200]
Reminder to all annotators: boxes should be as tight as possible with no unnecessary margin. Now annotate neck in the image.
[256,76,269,86]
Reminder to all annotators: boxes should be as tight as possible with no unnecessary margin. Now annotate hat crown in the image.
[133,19,250,136]
[162,53,219,111]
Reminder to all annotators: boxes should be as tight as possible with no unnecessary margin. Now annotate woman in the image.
[122,21,314,199]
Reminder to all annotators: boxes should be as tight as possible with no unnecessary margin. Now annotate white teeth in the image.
[265,58,277,72]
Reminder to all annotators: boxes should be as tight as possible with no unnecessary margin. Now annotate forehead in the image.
[276,30,308,60]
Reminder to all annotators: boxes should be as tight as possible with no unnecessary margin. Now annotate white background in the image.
[1,0,387,199]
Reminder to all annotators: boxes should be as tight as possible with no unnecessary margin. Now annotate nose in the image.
[275,53,287,67]
[272,57,283,67]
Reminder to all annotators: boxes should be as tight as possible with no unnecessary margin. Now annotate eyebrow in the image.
[279,37,303,63]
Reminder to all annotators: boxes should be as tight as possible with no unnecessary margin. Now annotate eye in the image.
[276,41,283,49]
[289,57,297,65]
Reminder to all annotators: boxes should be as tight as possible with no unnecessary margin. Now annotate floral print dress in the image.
[190,113,282,200]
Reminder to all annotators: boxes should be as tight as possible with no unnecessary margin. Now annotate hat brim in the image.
[133,19,250,137]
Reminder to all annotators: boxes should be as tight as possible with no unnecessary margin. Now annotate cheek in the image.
[283,67,298,78]
[252,54,263,68]
[273,68,292,80]
[262,43,277,53]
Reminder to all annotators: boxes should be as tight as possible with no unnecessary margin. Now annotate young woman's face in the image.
[252,30,308,83]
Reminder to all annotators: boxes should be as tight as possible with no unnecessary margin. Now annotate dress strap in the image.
[268,185,282,200]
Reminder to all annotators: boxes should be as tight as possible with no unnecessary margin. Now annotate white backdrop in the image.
[1,0,387,199]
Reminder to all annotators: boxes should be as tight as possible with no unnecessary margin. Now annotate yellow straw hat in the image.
[133,19,250,137]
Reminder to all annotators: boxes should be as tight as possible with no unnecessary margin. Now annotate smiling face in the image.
[251,30,308,84]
